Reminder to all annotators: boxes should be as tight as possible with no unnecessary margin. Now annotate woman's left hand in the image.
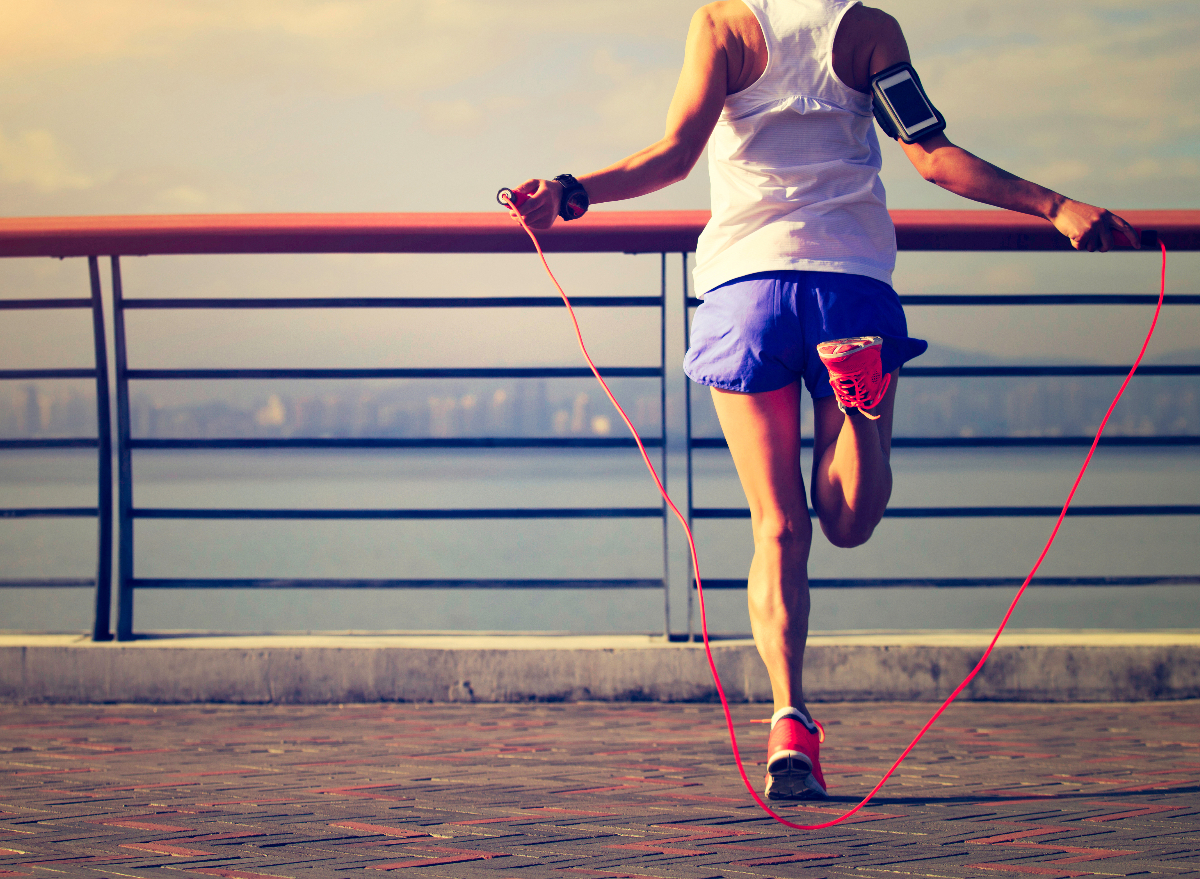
[1050,199,1141,252]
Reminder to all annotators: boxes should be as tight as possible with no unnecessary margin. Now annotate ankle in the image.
[771,705,815,731]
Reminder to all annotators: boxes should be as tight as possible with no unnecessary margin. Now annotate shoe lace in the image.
[829,364,881,407]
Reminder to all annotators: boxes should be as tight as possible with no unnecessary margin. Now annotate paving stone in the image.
[1,701,1198,877]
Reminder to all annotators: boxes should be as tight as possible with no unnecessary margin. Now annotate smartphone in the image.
[871,63,946,144]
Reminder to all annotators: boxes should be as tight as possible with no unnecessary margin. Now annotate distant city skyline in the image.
[5,366,1195,443]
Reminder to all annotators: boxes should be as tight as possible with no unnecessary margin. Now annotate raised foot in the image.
[817,336,890,420]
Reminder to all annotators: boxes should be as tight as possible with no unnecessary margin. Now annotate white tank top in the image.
[692,0,895,296]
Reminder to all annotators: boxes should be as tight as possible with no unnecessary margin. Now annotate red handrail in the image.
[0,210,1196,257]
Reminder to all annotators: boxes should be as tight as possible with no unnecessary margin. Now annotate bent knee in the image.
[819,513,881,549]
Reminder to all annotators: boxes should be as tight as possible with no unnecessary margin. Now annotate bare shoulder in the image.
[693,0,756,35]
[693,1,766,93]
[843,5,903,39]
[834,3,909,88]
[699,1,754,23]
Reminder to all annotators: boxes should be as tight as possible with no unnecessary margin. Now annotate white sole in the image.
[765,750,827,800]
[817,336,883,363]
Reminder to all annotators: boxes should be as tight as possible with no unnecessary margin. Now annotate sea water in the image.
[0,447,1197,634]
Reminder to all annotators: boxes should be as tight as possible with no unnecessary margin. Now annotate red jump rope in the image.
[498,188,1166,831]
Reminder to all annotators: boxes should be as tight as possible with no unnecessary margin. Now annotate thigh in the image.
[710,383,810,532]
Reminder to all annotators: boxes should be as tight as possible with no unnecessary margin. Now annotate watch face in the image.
[565,191,588,219]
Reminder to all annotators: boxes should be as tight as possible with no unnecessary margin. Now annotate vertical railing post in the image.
[659,252,670,639]
[88,257,114,641]
[110,256,135,640]
[681,252,695,640]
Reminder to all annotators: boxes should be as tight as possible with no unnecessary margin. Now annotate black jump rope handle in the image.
[1114,229,1158,248]
[497,188,530,208]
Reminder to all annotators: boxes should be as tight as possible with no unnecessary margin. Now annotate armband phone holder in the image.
[871,62,946,144]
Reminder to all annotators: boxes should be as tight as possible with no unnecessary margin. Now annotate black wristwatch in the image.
[554,174,589,221]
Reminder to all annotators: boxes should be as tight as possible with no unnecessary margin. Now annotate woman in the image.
[511,0,1138,799]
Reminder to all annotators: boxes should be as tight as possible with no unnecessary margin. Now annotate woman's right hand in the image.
[510,178,563,231]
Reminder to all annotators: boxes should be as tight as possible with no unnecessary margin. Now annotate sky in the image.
[0,0,1197,215]
[0,0,1197,367]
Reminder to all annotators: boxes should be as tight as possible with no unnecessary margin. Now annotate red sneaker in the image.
[817,336,890,420]
[764,709,828,800]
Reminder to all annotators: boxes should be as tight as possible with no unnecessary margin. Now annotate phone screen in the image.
[882,77,937,132]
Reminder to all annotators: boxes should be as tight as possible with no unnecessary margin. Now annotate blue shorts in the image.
[683,270,928,399]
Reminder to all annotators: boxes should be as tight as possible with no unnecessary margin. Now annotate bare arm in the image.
[511,4,731,230]
[863,9,1139,251]
[898,137,1138,251]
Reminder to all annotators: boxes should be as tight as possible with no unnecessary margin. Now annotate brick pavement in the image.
[1,701,1198,878]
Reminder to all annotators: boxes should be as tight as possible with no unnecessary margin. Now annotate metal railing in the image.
[108,255,672,640]
[0,209,1197,640]
[0,257,113,640]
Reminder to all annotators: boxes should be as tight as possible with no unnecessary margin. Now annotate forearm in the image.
[579,136,701,205]
[915,141,1063,221]
[901,135,1139,251]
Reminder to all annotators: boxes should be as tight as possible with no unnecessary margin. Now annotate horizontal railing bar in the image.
[696,575,1200,589]
[0,438,100,450]
[133,507,664,520]
[886,505,1200,517]
[124,366,1200,381]
[122,295,663,309]
[900,436,1200,449]
[0,298,94,310]
[0,369,97,380]
[1,209,1196,257]
[693,505,1200,519]
[901,293,1200,306]
[0,578,97,588]
[689,294,1200,308]
[0,507,99,518]
[904,365,1199,377]
[131,577,665,590]
[129,437,661,450]
[691,436,1200,449]
[126,367,661,380]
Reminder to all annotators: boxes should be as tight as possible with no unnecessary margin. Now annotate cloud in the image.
[1117,158,1200,181]
[567,49,680,153]
[877,0,1200,202]
[1026,159,1092,188]
[0,128,99,192]
[418,95,528,137]
[0,0,1195,216]
[0,0,695,101]
[153,184,215,210]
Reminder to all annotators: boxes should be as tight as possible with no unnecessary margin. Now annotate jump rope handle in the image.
[1113,228,1158,248]
[497,188,530,209]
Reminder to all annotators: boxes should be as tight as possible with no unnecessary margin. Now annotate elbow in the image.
[916,151,942,184]
[660,137,703,186]
[909,136,959,186]
[669,153,699,185]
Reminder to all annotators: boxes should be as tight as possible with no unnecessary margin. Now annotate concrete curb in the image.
[2,633,1199,704]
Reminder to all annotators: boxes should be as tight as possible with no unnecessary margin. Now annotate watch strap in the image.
[554,174,589,221]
